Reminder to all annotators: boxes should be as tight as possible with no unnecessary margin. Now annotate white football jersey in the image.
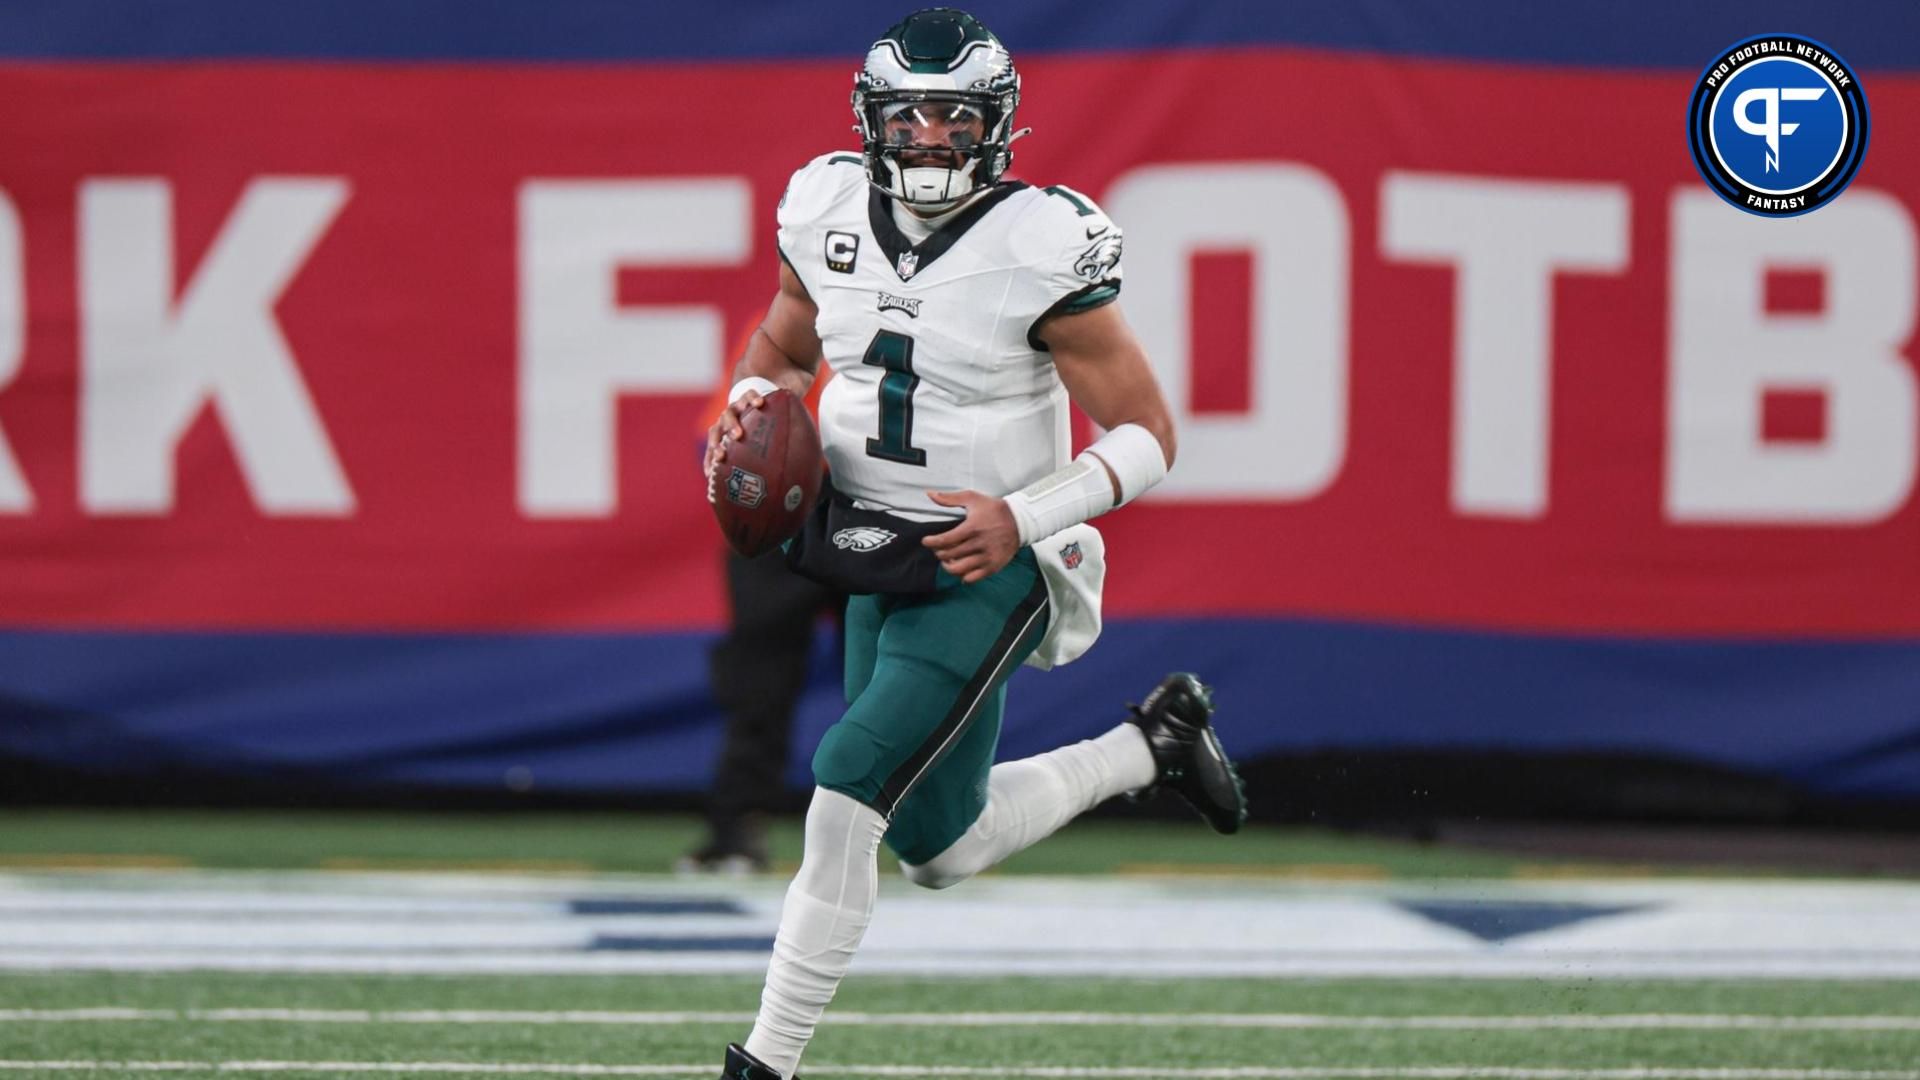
[776,152,1124,520]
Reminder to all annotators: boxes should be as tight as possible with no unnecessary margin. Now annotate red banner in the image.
[0,52,1916,635]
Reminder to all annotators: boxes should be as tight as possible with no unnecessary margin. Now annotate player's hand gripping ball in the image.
[706,388,824,557]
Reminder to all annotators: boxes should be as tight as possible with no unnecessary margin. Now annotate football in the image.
[709,388,824,557]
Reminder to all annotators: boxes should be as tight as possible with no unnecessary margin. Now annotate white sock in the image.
[744,787,887,1078]
[900,723,1156,889]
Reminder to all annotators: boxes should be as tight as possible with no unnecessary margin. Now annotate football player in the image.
[703,9,1250,1078]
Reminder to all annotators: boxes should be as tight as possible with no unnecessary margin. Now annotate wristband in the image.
[1081,422,1169,507]
[1002,423,1168,545]
[728,376,781,404]
[1003,459,1112,546]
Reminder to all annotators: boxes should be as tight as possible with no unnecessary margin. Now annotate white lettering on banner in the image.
[1668,189,1917,523]
[79,179,355,515]
[1381,173,1630,518]
[0,191,29,512]
[518,180,749,517]
[1103,163,1349,500]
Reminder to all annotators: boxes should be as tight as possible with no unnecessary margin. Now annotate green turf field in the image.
[2,810,1916,1077]
[0,809,1882,880]
[2,971,1918,1076]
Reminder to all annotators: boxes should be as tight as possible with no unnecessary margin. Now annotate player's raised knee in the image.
[809,722,887,807]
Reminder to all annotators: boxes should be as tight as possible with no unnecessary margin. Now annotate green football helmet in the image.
[851,8,1025,211]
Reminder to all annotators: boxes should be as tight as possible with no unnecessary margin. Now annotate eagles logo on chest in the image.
[877,291,921,318]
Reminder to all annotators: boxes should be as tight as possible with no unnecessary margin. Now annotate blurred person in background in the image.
[702,10,1248,1078]
[681,316,844,875]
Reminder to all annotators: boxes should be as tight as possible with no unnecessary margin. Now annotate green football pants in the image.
[810,548,1050,866]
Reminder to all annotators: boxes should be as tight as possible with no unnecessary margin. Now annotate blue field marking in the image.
[5,872,1920,977]
[566,898,747,917]
[0,1,1913,69]
[587,934,775,953]
[1396,900,1653,944]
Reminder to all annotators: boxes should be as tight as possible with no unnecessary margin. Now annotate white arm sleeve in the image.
[1003,422,1168,545]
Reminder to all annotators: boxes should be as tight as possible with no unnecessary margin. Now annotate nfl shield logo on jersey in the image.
[1060,541,1083,570]
[896,250,919,279]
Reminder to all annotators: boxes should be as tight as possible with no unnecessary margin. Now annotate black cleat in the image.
[1126,673,1249,835]
[676,817,772,876]
[720,1043,793,1080]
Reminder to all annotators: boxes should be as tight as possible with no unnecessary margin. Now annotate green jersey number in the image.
[862,329,928,467]
[1044,185,1098,216]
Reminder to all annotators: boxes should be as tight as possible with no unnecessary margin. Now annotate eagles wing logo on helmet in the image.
[850,8,1024,211]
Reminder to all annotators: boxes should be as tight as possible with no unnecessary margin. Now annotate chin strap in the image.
[888,159,975,211]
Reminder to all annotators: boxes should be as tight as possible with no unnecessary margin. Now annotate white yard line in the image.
[10,872,1920,980]
[9,952,1920,979]
[4,1009,1920,1031]
[3,1064,1920,1079]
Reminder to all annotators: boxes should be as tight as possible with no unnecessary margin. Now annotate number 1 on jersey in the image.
[862,329,927,466]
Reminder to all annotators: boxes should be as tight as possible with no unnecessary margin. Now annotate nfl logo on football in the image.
[725,467,766,509]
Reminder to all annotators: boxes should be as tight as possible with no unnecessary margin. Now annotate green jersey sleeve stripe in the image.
[1027,279,1122,352]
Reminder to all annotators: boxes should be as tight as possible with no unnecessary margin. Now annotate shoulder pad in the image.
[777,152,868,230]
[1009,183,1117,249]
[1007,183,1124,291]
